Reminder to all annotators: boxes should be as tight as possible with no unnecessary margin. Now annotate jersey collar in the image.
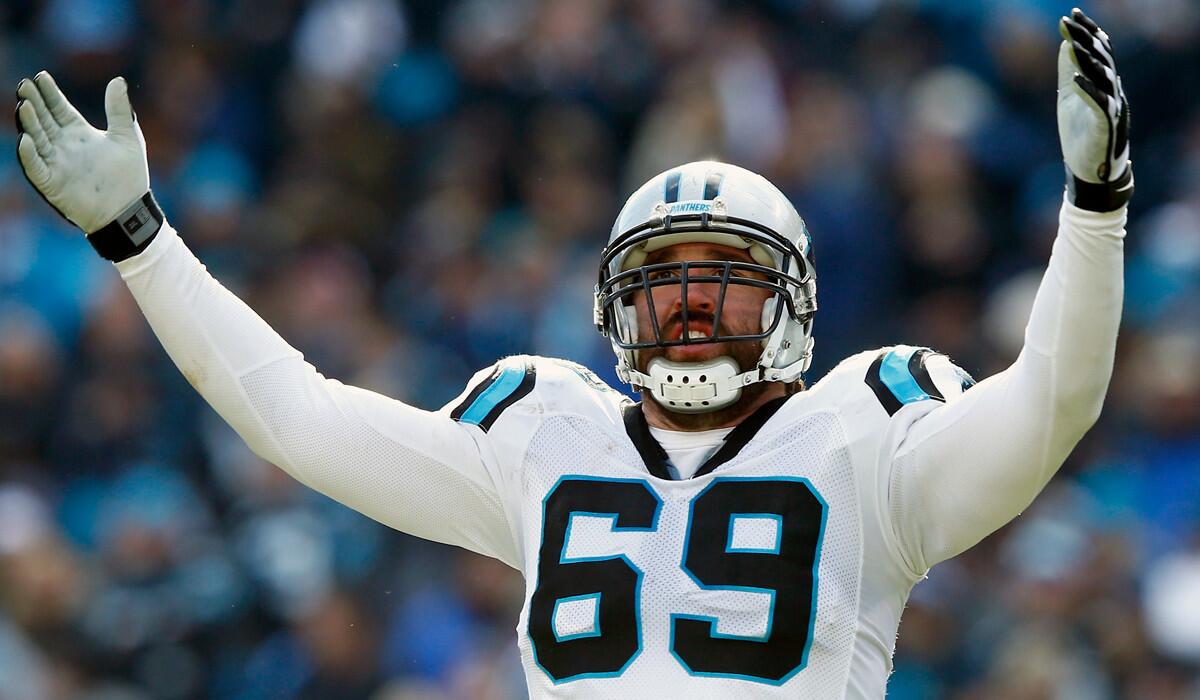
[622,396,791,480]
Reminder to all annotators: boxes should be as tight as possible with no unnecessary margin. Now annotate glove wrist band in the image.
[86,191,164,262]
[1065,163,1134,213]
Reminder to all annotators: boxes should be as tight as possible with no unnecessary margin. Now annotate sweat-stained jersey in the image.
[112,199,1125,699]
[441,350,972,699]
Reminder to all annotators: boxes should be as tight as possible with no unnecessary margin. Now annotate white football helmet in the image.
[594,161,817,413]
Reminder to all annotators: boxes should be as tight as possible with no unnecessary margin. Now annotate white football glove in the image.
[1057,8,1133,211]
[15,72,162,260]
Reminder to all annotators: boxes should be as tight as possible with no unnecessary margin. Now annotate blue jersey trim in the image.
[725,513,784,554]
[552,592,603,642]
[459,365,525,426]
[878,345,931,405]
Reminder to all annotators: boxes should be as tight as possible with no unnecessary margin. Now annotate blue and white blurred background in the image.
[2,0,1199,698]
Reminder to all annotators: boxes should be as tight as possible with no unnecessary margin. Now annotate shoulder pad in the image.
[447,356,626,432]
[537,358,624,397]
[449,356,538,432]
[863,345,975,416]
[528,357,629,420]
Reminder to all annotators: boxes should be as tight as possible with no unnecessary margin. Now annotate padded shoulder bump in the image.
[450,356,538,432]
[864,345,975,417]
[539,358,622,396]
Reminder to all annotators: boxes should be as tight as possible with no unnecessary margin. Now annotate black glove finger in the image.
[1060,17,1097,59]
[1114,93,1130,155]
[1063,17,1116,71]
[15,77,31,135]
[1071,42,1117,96]
[1074,73,1121,179]
[1072,8,1114,55]
[1090,81,1121,152]
[1073,73,1115,118]
[1072,8,1102,36]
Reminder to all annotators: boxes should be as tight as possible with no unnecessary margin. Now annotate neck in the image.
[641,381,793,431]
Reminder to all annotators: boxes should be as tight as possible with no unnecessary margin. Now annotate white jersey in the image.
[442,350,971,698]
[112,199,1126,698]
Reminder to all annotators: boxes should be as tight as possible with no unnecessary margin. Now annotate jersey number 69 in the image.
[528,476,827,685]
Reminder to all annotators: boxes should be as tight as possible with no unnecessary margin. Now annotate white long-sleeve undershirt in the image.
[887,198,1126,574]
[114,224,522,568]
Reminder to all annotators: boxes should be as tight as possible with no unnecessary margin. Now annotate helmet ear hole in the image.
[760,298,778,333]
[617,304,639,344]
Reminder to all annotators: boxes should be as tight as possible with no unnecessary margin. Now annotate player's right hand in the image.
[15,72,150,234]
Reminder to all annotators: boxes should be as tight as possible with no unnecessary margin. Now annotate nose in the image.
[667,269,718,319]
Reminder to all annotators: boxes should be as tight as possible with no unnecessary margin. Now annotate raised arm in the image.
[15,72,520,567]
[887,9,1132,573]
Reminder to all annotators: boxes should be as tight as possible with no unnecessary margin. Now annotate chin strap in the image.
[625,357,752,413]
[620,338,814,414]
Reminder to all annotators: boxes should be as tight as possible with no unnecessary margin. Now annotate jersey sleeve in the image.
[883,199,1125,575]
[114,223,521,567]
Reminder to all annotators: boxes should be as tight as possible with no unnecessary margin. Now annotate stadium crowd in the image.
[2,0,1199,698]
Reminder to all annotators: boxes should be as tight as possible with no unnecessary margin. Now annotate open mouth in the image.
[667,319,716,342]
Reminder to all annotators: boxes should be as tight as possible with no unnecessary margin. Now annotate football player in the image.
[15,9,1130,698]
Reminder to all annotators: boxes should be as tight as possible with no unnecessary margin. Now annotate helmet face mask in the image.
[594,162,818,413]
[597,212,813,351]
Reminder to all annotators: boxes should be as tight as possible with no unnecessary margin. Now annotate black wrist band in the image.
[85,191,164,262]
[1065,163,1134,213]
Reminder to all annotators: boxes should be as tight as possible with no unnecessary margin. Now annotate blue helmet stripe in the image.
[703,171,724,200]
[664,171,682,203]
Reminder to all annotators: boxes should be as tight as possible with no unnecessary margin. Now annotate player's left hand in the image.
[1057,7,1133,212]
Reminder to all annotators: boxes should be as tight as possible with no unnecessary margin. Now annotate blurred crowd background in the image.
[2,0,1200,698]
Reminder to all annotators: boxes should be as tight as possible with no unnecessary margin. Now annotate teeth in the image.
[688,330,708,339]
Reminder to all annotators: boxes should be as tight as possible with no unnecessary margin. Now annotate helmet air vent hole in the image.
[702,401,710,406]
[681,376,689,384]
[699,375,707,382]
[684,402,692,407]
[667,375,674,382]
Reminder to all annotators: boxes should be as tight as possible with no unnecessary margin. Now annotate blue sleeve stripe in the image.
[456,360,537,431]
[878,346,932,405]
